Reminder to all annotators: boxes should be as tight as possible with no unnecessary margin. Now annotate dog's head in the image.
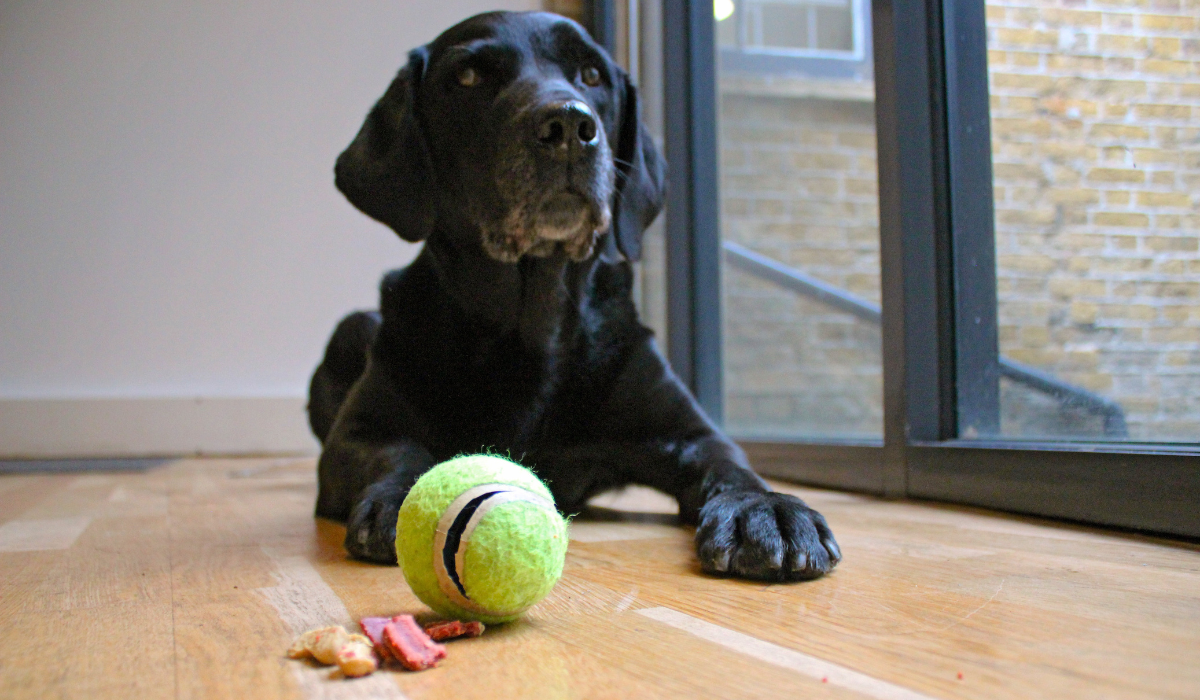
[335,11,666,263]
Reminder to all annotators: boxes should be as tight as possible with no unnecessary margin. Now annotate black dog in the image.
[309,11,840,582]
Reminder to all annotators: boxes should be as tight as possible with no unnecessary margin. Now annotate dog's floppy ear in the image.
[610,71,666,262]
[335,47,435,242]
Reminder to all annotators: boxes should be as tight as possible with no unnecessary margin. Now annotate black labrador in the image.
[309,11,840,582]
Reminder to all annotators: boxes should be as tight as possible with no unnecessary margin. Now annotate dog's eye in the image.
[458,67,480,87]
[581,66,601,87]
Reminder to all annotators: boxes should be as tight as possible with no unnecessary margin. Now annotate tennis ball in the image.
[395,454,568,624]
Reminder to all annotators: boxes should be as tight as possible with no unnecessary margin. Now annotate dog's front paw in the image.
[344,483,403,565]
[696,491,841,581]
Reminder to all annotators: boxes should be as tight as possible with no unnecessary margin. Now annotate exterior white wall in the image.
[0,0,539,457]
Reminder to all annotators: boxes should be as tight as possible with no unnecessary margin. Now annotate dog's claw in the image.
[789,551,807,572]
[823,537,842,565]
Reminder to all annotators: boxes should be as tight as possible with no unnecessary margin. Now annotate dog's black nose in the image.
[535,101,599,156]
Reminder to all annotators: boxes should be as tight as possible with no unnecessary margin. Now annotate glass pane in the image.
[987,3,1200,442]
[814,6,854,52]
[759,4,813,50]
[717,0,881,441]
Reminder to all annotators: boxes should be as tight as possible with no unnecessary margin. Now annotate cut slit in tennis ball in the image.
[395,455,569,624]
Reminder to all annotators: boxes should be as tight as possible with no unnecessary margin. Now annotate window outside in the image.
[987,1,1200,441]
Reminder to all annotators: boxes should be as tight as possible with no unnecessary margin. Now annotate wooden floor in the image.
[1,457,1198,699]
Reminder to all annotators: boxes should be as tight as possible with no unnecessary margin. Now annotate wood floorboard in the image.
[0,457,1196,699]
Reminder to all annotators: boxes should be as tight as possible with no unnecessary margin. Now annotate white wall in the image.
[0,0,539,457]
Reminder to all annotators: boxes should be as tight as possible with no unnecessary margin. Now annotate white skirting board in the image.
[0,397,319,459]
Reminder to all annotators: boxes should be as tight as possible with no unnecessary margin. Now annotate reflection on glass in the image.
[717,0,881,440]
[718,0,856,53]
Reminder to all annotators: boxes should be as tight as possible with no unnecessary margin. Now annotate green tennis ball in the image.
[395,454,568,624]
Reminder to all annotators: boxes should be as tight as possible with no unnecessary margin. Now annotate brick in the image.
[723,198,750,217]
[992,72,1056,92]
[995,28,1060,48]
[1135,103,1192,120]
[1150,327,1200,343]
[1088,167,1145,184]
[1105,56,1137,72]
[1158,259,1189,274]
[1049,278,1108,297]
[1097,34,1148,54]
[836,132,875,149]
[1105,191,1132,206]
[1101,103,1130,119]
[998,253,1057,273]
[1139,14,1197,32]
[1092,257,1154,273]
[721,149,747,169]
[1088,123,1150,141]
[1112,281,1139,296]
[1002,95,1041,113]
[1094,212,1150,226]
[1010,51,1043,68]
[991,117,1054,139]
[1020,325,1052,346]
[844,178,877,197]
[1095,0,1149,9]
[1098,303,1158,321]
[1048,188,1102,205]
[1041,142,1101,161]
[1151,171,1177,186]
[1007,7,1040,25]
[1138,191,1193,207]
[1149,37,1184,58]
[1041,8,1103,27]
[1146,235,1200,251]
[1165,351,1200,367]
[998,208,1061,226]
[993,162,1045,182]
[1147,282,1200,299]
[1048,54,1106,73]
[1131,148,1182,166]
[1139,58,1194,76]
[1102,12,1136,31]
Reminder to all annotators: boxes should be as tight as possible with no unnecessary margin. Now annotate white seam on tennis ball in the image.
[432,483,556,617]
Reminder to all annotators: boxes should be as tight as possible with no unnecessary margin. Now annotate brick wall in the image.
[719,1,1199,441]
[986,0,1199,440]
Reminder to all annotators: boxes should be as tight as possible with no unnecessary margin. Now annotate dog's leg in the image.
[585,341,842,582]
[308,311,381,444]
[317,436,436,564]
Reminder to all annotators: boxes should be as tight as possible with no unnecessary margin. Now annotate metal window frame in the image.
[609,0,1200,539]
[663,0,725,424]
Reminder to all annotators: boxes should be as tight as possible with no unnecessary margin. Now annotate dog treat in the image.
[359,617,395,661]
[288,626,343,662]
[423,620,486,641]
[383,615,447,671]
[288,625,379,677]
[336,638,380,677]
